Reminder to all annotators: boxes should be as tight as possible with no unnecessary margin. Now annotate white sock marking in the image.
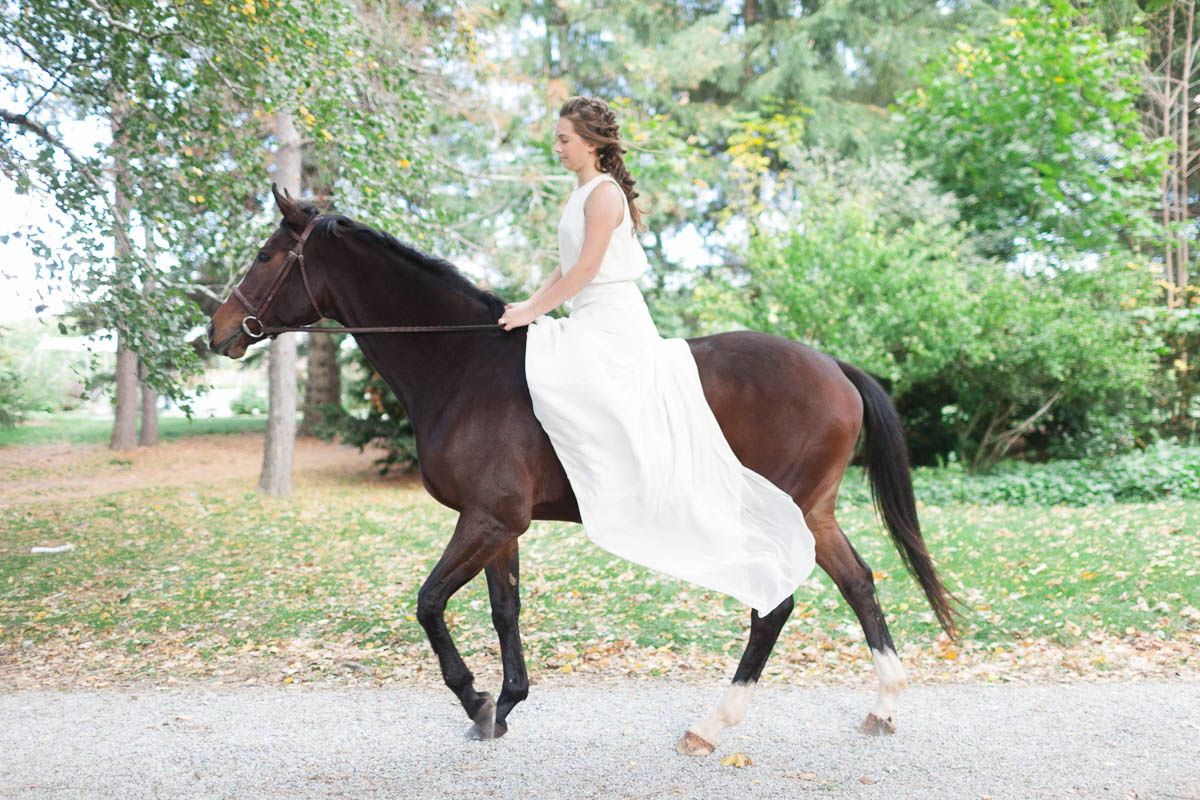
[869,648,907,720]
[688,682,756,744]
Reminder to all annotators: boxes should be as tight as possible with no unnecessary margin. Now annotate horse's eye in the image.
[257,252,270,263]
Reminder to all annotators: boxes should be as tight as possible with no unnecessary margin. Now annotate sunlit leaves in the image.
[898,0,1167,261]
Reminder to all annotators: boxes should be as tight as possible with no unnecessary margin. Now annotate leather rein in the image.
[229,216,502,339]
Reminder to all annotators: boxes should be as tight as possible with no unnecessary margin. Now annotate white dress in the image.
[525,173,815,614]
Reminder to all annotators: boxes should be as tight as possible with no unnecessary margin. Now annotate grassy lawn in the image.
[0,414,267,447]
[2,464,1197,687]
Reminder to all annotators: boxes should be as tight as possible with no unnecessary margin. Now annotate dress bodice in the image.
[557,173,648,284]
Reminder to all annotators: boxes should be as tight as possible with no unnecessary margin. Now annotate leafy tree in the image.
[0,329,25,428]
[898,0,1167,262]
[695,147,1158,469]
[1128,0,1200,437]
[430,1,1001,315]
[1,1,449,451]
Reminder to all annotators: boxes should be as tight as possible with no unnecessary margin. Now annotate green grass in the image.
[3,475,1197,683]
[0,414,267,447]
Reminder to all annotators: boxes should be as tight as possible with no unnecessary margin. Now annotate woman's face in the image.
[553,117,596,173]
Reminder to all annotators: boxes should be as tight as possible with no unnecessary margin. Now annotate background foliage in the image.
[2,0,1196,471]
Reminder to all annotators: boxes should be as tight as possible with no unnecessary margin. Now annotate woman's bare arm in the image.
[525,266,563,307]
[500,183,624,329]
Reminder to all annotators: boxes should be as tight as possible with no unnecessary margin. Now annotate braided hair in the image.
[559,96,645,233]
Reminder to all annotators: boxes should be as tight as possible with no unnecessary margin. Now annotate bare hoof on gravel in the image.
[676,730,716,756]
[466,695,496,740]
[858,713,897,736]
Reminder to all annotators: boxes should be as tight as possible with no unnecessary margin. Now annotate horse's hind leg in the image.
[676,595,795,756]
[416,509,520,740]
[483,539,528,737]
[808,504,907,736]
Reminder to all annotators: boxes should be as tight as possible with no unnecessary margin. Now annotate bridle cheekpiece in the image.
[230,216,323,339]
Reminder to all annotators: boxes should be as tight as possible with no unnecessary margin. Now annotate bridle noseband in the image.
[227,215,501,339]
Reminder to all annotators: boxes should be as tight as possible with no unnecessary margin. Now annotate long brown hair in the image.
[559,96,645,233]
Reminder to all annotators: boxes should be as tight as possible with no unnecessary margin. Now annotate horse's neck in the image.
[322,238,502,426]
[327,240,494,329]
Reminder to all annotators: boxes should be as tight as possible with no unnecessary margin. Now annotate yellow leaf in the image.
[721,752,753,768]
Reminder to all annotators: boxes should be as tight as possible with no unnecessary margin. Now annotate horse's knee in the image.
[416,587,444,630]
[845,572,877,602]
[491,602,521,635]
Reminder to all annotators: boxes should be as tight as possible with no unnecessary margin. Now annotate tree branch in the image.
[80,0,179,42]
[1,106,137,260]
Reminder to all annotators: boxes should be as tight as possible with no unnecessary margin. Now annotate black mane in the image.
[299,211,506,318]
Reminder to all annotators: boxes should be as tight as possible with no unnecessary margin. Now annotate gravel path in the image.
[1,682,1197,799]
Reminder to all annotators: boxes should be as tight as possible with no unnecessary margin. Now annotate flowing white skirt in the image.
[525,280,815,614]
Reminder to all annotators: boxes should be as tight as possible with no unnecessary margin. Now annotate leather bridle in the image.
[228,216,501,338]
[230,217,323,339]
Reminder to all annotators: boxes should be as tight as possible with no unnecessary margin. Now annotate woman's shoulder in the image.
[583,177,623,203]
[582,179,625,224]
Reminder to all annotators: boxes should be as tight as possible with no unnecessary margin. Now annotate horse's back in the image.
[687,330,863,509]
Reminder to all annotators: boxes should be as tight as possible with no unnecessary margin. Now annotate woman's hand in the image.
[498,300,539,331]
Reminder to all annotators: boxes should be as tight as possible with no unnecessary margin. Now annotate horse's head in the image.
[208,184,324,359]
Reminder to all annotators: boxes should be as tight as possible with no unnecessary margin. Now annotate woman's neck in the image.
[575,164,602,186]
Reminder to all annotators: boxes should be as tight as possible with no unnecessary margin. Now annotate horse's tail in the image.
[837,360,958,639]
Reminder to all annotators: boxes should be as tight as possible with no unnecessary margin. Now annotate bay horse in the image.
[208,185,957,755]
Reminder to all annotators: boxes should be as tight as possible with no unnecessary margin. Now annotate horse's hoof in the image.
[466,694,496,740]
[493,721,508,739]
[859,713,896,736]
[676,730,716,756]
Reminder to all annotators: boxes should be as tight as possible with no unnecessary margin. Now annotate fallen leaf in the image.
[720,752,753,768]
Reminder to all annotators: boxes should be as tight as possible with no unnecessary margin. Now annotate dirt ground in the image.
[0,432,399,507]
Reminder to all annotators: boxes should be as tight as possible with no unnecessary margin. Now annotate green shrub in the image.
[229,386,267,416]
[695,147,1156,470]
[840,441,1200,507]
[0,362,22,428]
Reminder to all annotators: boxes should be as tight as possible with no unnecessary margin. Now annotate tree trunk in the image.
[258,108,302,496]
[1140,0,1199,429]
[138,360,158,446]
[110,337,139,450]
[138,245,158,447]
[299,331,342,436]
[109,97,138,451]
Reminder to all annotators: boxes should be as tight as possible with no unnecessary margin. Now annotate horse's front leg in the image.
[416,509,520,739]
[677,595,795,756]
[484,539,528,737]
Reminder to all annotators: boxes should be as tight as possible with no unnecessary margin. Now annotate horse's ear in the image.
[271,182,310,229]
